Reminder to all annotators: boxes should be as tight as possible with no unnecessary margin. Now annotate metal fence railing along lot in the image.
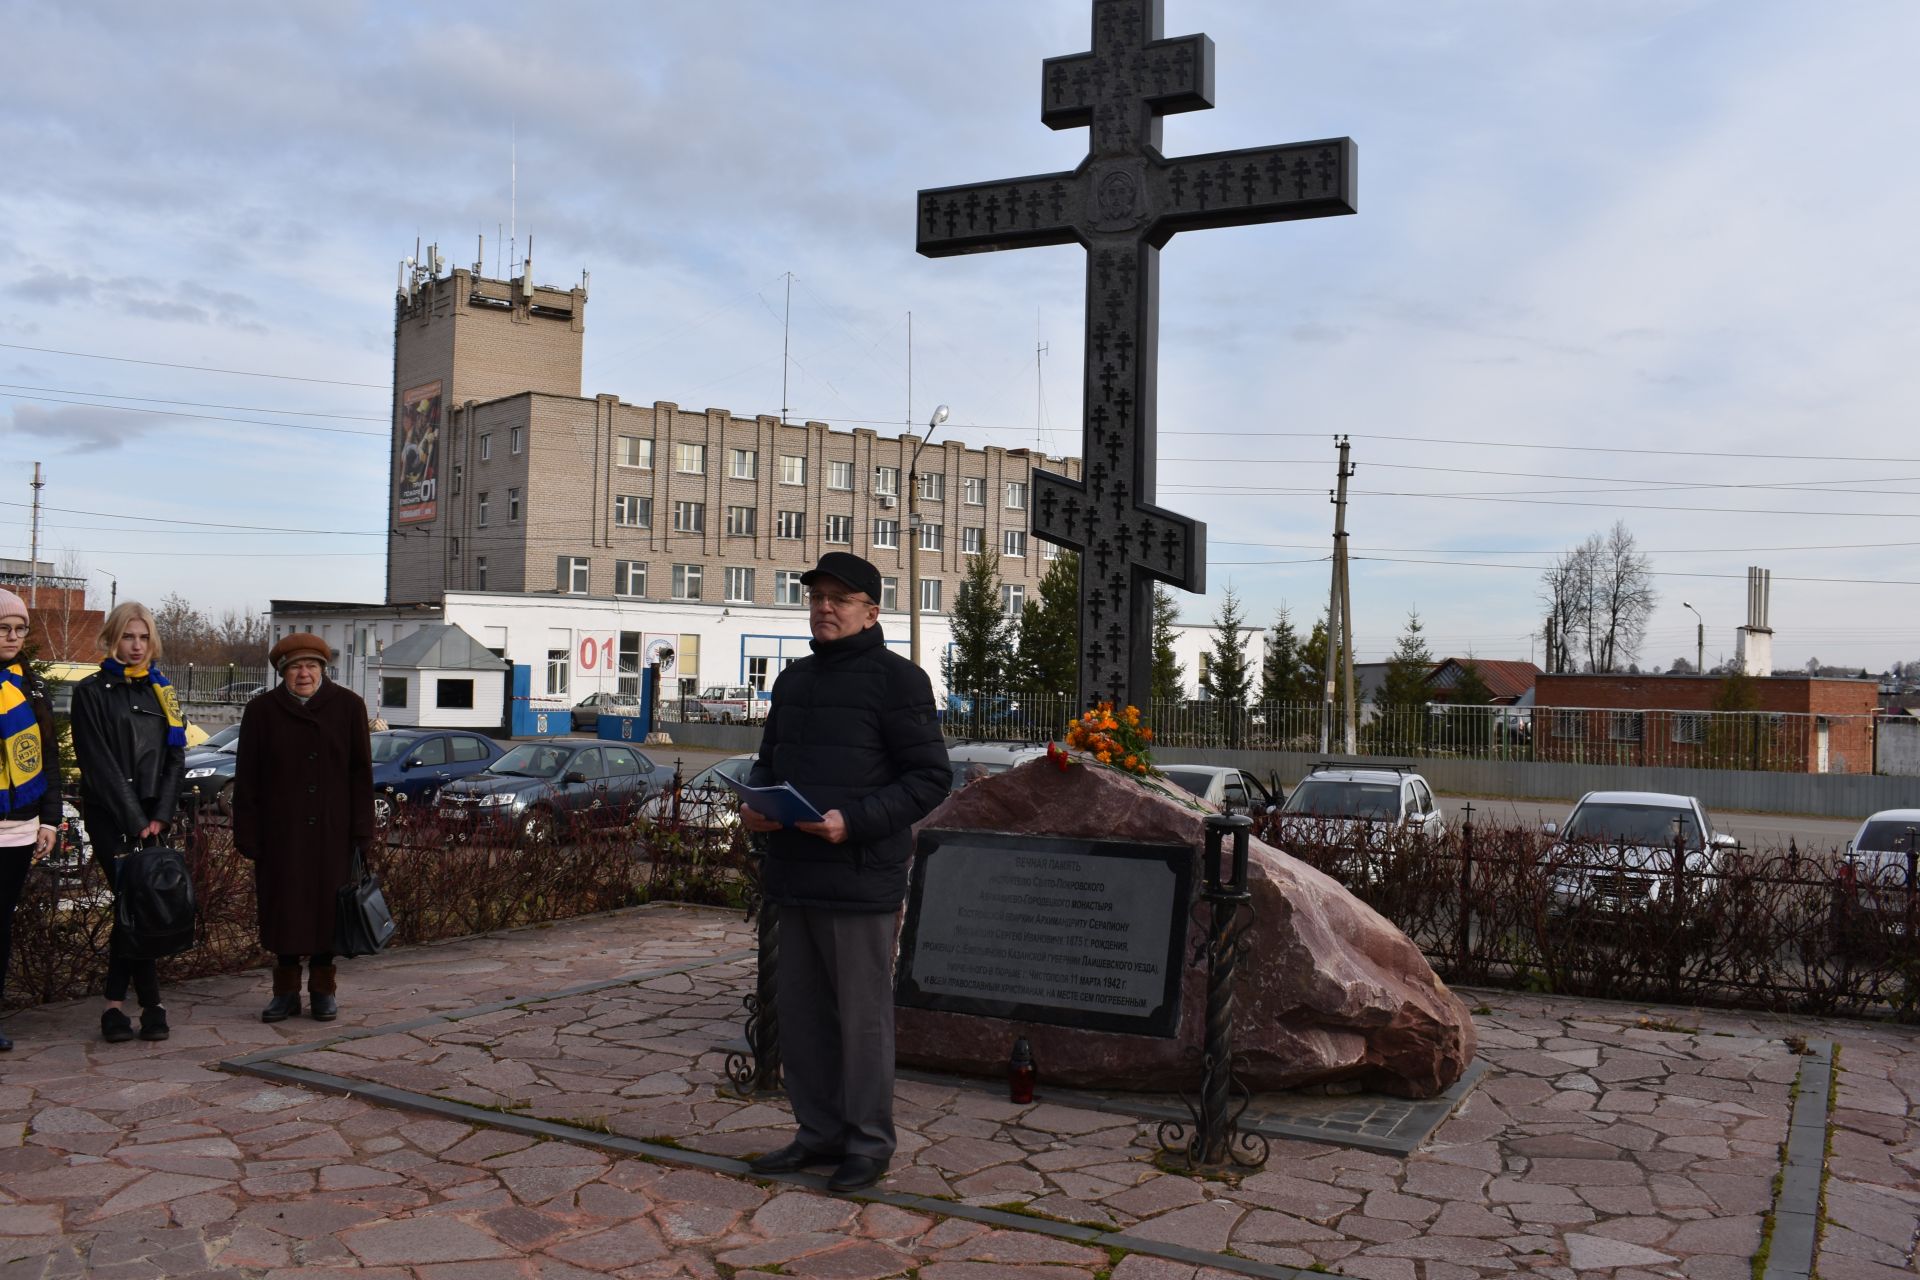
[1259,814,1919,1019]
[941,692,1875,774]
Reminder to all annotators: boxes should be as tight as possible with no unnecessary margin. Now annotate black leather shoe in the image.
[748,1141,844,1175]
[261,994,301,1023]
[101,1009,135,1044]
[138,1007,170,1042]
[309,994,338,1021]
[827,1155,889,1193]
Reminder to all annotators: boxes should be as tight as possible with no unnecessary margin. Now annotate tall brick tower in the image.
[386,250,587,604]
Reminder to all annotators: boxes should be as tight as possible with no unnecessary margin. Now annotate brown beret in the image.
[269,632,333,672]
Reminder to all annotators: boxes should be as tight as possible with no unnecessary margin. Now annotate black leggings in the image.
[0,846,32,1004]
[278,953,335,968]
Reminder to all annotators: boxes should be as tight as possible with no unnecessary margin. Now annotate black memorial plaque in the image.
[896,830,1193,1037]
[917,0,1357,711]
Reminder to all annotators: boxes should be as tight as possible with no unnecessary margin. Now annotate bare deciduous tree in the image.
[1539,521,1656,673]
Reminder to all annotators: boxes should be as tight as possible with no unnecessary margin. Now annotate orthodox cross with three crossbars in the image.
[917,0,1355,711]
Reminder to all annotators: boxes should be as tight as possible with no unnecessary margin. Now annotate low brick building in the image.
[0,561,103,664]
[1533,673,1878,774]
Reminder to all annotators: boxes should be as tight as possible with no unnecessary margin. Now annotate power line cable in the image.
[0,341,386,389]
[0,382,385,421]
[0,392,385,438]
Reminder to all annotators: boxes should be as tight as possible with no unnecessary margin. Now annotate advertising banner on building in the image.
[395,380,442,524]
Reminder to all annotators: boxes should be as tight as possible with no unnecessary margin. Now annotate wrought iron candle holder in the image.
[1159,813,1268,1171]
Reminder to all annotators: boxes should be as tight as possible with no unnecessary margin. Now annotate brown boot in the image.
[261,964,301,1022]
[308,963,338,1021]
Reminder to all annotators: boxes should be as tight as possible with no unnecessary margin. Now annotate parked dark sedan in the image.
[434,738,673,845]
[181,732,241,812]
[370,728,507,826]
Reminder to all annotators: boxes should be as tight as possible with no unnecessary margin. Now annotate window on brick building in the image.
[672,501,705,534]
[780,454,807,486]
[872,466,899,498]
[962,526,983,554]
[1002,529,1026,557]
[476,492,490,526]
[557,556,590,595]
[774,570,804,605]
[724,566,754,602]
[507,487,521,522]
[1671,714,1705,745]
[824,514,851,544]
[672,563,702,600]
[618,436,653,469]
[615,560,647,597]
[918,522,943,551]
[1609,711,1644,742]
[510,426,523,455]
[451,464,463,496]
[880,576,898,611]
[1044,540,1060,560]
[675,442,705,475]
[828,460,853,491]
[613,494,651,528]
[873,518,899,549]
[1554,710,1587,741]
[730,448,757,481]
[920,578,942,613]
[725,505,756,536]
[475,556,488,590]
[917,472,944,502]
[776,509,805,539]
[962,476,984,505]
[479,434,492,461]
[546,649,570,697]
[1001,583,1024,618]
[1005,481,1028,510]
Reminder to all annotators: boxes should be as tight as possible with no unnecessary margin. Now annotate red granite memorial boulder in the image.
[895,754,1477,1099]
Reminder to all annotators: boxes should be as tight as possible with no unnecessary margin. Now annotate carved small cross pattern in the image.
[917,0,1356,709]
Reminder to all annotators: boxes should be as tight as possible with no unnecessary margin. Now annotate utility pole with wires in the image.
[28,462,44,607]
[1035,336,1049,452]
[780,272,793,425]
[1319,437,1357,754]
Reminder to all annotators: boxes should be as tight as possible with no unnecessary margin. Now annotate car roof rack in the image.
[1307,760,1417,775]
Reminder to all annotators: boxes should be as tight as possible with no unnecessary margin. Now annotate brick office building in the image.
[1533,673,1878,774]
[385,262,1076,617]
[0,559,103,663]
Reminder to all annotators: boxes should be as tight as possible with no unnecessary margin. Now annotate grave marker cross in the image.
[918,0,1355,711]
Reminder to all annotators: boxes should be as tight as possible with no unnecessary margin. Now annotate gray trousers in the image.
[775,905,898,1161]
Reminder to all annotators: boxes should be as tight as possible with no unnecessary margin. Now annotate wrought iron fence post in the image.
[1160,814,1266,1172]
[726,847,782,1095]
[1456,803,1475,971]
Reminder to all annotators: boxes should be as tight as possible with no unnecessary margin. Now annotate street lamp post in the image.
[1682,602,1704,674]
[93,568,118,610]
[908,404,950,670]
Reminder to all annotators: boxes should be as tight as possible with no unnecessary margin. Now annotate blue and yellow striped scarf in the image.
[101,657,188,747]
[0,663,47,812]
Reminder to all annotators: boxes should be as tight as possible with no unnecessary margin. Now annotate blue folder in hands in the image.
[722,776,826,826]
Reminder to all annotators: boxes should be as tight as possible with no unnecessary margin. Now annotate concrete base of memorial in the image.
[895,754,1478,1099]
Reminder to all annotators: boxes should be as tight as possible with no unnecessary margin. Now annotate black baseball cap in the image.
[800,551,883,604]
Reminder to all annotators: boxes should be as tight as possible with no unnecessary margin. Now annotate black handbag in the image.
[332,849,397,957]
[114,841,198,960]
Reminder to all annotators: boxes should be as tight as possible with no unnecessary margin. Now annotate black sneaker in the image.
[138,1006,170,1042]
[101,1009,136,1044]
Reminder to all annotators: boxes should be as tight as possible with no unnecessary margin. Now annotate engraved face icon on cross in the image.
[916,0,1356,710]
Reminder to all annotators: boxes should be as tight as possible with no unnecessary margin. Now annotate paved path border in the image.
[1762,1039,1835,1280]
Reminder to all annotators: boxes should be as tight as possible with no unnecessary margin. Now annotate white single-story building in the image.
[269,591,1256,734]
[368,622,510,730]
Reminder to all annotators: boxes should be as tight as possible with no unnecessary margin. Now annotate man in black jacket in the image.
[741,551,951,1193]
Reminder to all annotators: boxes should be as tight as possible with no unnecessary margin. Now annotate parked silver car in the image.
[1543,790,1737,913]
[1832,808,1919,943]
[1159,764,1283,816]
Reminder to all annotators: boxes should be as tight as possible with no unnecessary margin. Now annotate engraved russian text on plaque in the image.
[896,831,1192,1037]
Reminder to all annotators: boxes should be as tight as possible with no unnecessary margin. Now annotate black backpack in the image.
[114,844,198,959]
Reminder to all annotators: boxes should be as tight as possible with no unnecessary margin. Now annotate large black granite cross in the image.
[918,0,1355,711]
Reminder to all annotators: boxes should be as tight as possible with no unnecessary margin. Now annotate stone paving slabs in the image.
[0,899,1915,1279]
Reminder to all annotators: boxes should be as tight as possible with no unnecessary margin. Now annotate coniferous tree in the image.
[1259,605,1320,707]
[942,553,1013,702]
[1373,609,1435,747]
[1012,551,1079,696]
[1150,585,1185,709]
[1199,587,1255,747]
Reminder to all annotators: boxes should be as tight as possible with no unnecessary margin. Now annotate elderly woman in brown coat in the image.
[233,633,373,1022]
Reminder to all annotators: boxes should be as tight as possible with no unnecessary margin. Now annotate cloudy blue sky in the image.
[4,1,1918,670]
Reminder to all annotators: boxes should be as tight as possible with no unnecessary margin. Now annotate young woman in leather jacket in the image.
[70,602,185,1043]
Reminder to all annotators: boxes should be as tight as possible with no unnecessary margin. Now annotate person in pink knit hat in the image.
[0,587,63,1052]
